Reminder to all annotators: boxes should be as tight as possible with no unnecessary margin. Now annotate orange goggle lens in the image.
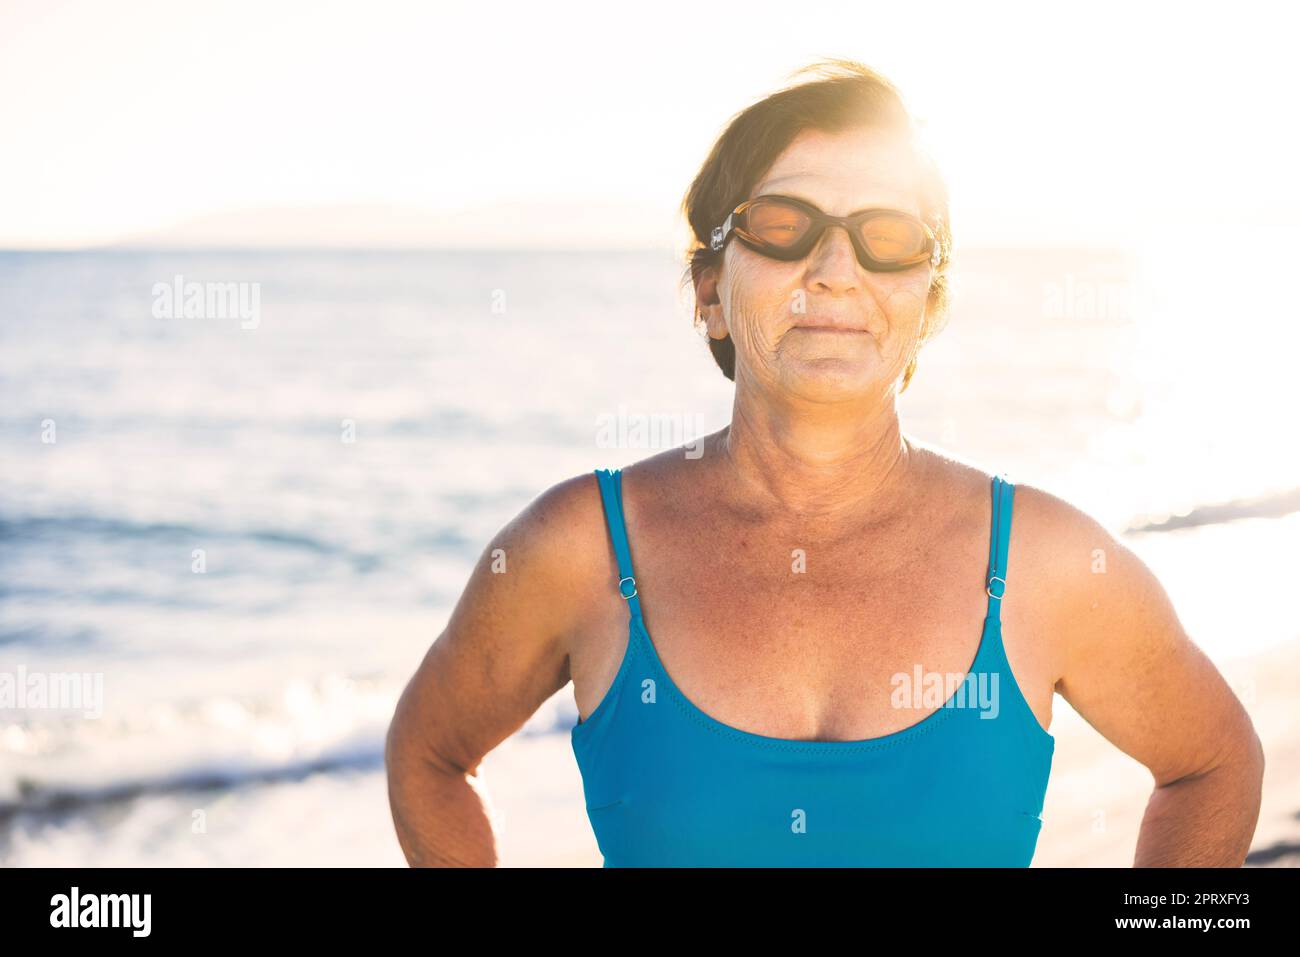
[742,198,931,265]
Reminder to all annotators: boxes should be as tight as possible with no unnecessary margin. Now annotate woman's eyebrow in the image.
[762,189,916,217]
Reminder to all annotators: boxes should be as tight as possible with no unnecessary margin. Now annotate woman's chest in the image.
[643,534,990,737]
[575,509,1027,741]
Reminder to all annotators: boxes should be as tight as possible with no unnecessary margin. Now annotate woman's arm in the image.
[384,474,602,866]
[1019,486,1265,867]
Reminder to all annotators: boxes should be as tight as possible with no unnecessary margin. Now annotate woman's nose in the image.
[805,223,862,289]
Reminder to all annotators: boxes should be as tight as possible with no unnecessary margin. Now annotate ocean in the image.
[1,243,1296,865]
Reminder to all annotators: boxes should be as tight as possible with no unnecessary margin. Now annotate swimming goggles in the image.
[709,194,941,272]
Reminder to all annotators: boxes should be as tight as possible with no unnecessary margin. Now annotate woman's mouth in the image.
[790,323,871,334]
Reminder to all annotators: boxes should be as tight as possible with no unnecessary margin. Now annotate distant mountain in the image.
[106,200,687,251]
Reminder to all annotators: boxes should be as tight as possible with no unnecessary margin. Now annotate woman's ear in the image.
[696,308,728,343]
[702,307,729,341]
[692,257,728,340]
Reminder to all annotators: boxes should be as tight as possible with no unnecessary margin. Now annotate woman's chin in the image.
[777,355,886,401]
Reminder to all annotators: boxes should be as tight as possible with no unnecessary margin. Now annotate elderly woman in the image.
[386,60,1263,867]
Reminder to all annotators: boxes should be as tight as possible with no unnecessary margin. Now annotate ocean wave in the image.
[0,675,577,825]
[0,514,341,555]
[0,744,385,826]
[0,510,478,559]
[1124,485,1300,533]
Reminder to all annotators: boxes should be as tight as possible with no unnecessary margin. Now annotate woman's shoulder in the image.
[597,436,725,516]
[911,440,1110,542]
[911,440,1131,602]
[915,445,1150,685]
[495,469,612,569]
[505,444,710,557]
[929,450,1163,656]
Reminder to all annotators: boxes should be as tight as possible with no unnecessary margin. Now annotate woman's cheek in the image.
[880,279,929,342]
[725,277,780,358]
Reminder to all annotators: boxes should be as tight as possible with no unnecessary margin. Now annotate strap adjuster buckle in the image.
[986,575,1006,599]
[618,576,638,600]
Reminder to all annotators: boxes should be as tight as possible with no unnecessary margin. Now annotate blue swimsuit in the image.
[571,468,1054,866]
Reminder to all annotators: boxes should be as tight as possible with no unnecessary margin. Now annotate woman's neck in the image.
[714,388,921,523]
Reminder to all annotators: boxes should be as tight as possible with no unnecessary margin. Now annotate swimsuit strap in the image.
[985,473,1015,622]
[593,468,644,622]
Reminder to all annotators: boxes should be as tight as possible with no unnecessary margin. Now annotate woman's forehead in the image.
[756,130,922,216]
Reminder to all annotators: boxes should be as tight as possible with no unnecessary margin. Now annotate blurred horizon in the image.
[0,198,1291,254]
[4,0,1297,250]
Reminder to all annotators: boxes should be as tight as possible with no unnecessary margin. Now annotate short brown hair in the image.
[679,58,952,392]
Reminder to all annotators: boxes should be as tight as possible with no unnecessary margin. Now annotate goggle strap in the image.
[710,213,734,251]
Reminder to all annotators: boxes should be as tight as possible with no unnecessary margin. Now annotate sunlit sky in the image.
[2,0,1297,249]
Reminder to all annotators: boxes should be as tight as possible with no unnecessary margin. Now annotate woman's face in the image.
[701,126,932,404]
